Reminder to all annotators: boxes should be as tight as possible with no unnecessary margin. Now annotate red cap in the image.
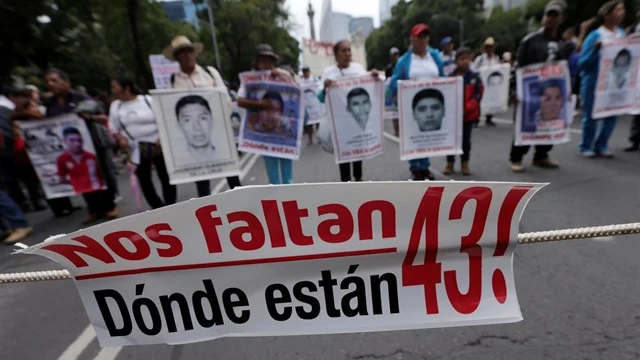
[411,23,430,37]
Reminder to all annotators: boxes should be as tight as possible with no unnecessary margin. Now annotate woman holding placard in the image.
[388,23,446,181]
[319,40,380,182]
[578,0,627,158]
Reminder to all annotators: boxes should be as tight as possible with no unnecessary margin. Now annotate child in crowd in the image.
[445,47,484,176]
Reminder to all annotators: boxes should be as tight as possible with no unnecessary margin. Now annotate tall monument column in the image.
[307,2,316,40]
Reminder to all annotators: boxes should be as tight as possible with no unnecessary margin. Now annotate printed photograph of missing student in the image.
[487,71,505,87]
[608,48,632,91]
[242,83,301,147]
[56,126,105,194]
[346,87,372,132]
[521,78,567,133]
[412,88,445,132]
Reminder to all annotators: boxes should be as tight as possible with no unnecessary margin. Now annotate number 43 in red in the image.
[402,186,532,315]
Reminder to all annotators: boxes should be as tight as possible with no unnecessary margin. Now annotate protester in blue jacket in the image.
[389,23,445,181]
[578,0,627,158]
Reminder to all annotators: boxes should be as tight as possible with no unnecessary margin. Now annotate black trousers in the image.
[447,122,473,163]
[510,141,553,162]
[629,114,640,145]
[82,190,115,215]
[339,161,362,182]
[196,176,242,197]
[135,154,176,209]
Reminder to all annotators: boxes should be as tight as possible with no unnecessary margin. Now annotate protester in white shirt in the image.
[319,39,381,182]
[473,37,501,126]
[164,35,242,196]
[109,77,176,210]
[299,65,317,144]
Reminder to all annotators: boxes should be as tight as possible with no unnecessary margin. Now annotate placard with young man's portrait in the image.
[515,62,572,146]
[326,74,384,164]
[150,88,241,185]
[398,77,463,160]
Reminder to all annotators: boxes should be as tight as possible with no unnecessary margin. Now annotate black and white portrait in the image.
[480,64,511,114]
[411,88,445,132]
[346,87,372,132]
[151,88,241,184]
[487,71,505,86]
[608,48,632,91]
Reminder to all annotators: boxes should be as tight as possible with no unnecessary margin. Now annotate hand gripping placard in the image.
[18,181,544,347]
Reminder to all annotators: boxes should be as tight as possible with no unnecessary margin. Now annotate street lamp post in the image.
[206,0,222,71]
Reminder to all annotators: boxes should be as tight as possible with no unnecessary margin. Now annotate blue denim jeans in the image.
[0,190,29,231]
[408,158,431,171]
[264,156,293,184]
[579,115,617,153]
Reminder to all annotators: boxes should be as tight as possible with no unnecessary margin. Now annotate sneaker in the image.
[411,170,425,181]
[4,228,33,244]
[510,162,524,173]
[597,150,614,158]
[486,120,496,127]
[105,208,119,219]
[423,170,435,181]
[532,158,559,168]
[580,150,596,158]
[623,144,639,152]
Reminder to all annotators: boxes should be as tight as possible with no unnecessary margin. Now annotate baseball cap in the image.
[440,37,453,47]
[545,0,566,14]
[411,23,430,37]
[389,47,400,55]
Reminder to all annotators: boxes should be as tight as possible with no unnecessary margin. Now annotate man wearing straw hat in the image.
[473,37,501,127]
[164,35,242,197]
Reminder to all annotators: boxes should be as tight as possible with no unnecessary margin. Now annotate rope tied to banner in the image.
[1,222,639,284]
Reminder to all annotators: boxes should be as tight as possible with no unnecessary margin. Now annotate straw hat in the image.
[163,36,203,61]
[483,37,496,47]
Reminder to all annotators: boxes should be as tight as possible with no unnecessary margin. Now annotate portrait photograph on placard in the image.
[480,64,511,114]
[238,79,304,159]
[593,36,640,118]
[326,74,384,164]
[301,81,323,124]
[398,78,463,160]
[151,88,241,185]
[230,102,246,140]
[515,62,571,146]
[16,113,104,199]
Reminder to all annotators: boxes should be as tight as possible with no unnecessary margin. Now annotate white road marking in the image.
[92,346,122,360]
[56,325,95,360]
[592,236,614,242]
[491,118,582,134]
[56,153,262,360]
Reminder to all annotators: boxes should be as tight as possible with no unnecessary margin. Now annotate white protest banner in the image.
[480,64,511,115]
[326,75,384,164]
[593,35,640,118]
[150,88,241,185]
[398,78,463,160]
[237,71,304,160]
[301,81,323,125]
[149,55,180,90]
[15,114,106,199]
[515,62,572,146]
[19,181,545,347]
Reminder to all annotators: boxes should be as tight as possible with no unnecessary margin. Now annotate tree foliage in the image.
[365,0,637,70]
[1,0,300,92]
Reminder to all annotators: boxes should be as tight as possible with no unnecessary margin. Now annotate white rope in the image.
[2,222,639,284]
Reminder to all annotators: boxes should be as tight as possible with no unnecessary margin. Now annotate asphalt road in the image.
[1,111,639,360]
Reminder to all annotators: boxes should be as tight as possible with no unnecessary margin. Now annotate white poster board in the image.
[398,77,463,160]
[19,181,545,347]
[480,64,511,115]
[515,62,572,146]
[326,75,384,164]
[150,88,241,185]
[16,114,105,199]
[593,35,640,118]
[301,81,324,125]
[149,55,180,90]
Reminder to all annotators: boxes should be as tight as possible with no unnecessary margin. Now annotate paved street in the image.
[1,111,639,360]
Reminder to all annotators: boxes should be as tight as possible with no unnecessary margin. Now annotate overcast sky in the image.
[285,0,380,41]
